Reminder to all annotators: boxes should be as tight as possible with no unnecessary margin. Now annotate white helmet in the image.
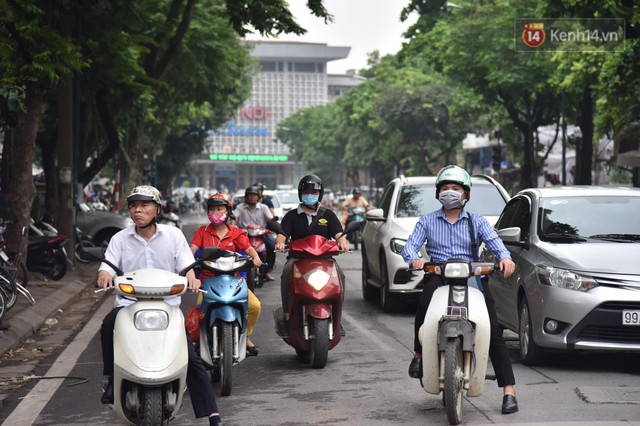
[127,185,162,205]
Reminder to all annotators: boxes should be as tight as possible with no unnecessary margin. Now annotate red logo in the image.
[522,23,545,48]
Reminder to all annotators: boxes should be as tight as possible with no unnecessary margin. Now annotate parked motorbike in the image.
[417,258,497,425]
[159,211,182,229]
[345,206,366,251]
[81,246,203,425]
[196,247,252,396]
[29,216,74,266]
[267,220,358,368]
[27,233,69,280]
[242,224,269,291]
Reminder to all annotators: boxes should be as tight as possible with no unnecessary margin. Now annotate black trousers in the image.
[263,233,276,272]
[101,306,218,417]
[413,276,516,388]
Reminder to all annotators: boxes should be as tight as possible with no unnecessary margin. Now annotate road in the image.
[0,212,639,425]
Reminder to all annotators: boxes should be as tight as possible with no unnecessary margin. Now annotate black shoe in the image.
[246,345,259,356]
[209,414,223,426]
[502,394,518,414]
[339,323,346,336]
[408,356,422,378]
[101,377,114,404]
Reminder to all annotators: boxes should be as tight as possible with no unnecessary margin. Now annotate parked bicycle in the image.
[0,219,35,313]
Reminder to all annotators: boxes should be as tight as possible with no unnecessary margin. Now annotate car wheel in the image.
[519,298,546,366]
[379,257,396,313]
[95,229,117,250]
[361,246,377,301]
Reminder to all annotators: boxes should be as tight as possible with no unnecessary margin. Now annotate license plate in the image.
[622,310,640,325]
[0,250,8,262]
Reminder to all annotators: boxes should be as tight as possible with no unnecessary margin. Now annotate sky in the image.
[250,0,418,74]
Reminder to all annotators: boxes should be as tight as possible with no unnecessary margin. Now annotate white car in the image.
[361,175,510,312]
[275,190,299,214]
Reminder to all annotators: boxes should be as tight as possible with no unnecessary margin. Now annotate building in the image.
[187,40,364,193]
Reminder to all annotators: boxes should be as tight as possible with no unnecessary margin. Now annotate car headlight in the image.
[390,238,423,258]
[134,310,169,330]
[536,265,598,292]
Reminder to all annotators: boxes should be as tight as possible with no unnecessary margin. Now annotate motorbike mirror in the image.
[270,216,279,222]
[266,220,283,235]
[79,246,124,276]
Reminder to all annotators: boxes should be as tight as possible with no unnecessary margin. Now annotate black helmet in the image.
[253,182,266,190]
[297,174,324,203]
[352,187,361,195]
[245,185,260,198]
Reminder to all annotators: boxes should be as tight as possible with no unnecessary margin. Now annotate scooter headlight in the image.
[443,263,470,279]
[294,264,332,290]
[134,310,169,331]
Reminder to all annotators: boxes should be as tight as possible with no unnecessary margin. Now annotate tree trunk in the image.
[575,87,594,185]
[6,86,44,258]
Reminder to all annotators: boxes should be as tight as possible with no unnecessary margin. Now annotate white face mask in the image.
[439,190,465,209]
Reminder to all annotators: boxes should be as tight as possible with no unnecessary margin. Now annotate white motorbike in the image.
[417,259,497,425]
[85,247,198,425]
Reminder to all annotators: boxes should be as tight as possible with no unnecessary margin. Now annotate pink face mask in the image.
[208,212,227,226]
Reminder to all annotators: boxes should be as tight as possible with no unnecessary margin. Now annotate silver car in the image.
[484,186,640,365]
[361,175,510,312]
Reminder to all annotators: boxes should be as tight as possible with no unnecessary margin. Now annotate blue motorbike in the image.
[196,247,253,396]
[346,206,366,251]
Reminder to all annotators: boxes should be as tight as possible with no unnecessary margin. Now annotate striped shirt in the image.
[401,208,510,265]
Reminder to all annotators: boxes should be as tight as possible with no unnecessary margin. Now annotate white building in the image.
[189,40,364,192]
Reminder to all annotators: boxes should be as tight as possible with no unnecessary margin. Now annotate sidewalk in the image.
[0,262,97,358]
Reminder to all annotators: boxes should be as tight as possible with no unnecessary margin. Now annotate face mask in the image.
[208,212,227,226]
[439,190,465,210]
[301,194,319,206]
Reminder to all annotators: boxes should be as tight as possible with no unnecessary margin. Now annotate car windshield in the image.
[396,184,506,218]
[538,196,640,239]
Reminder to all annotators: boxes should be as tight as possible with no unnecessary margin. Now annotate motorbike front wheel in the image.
[140,387,166,425]
[219,322,234,396]
[308,318,329,369]
[443,337,464,425]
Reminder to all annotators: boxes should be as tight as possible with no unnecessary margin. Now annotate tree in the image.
[403,0,562,189]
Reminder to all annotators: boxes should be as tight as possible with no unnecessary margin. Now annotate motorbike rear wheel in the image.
[352,229,360,251]
[308,318,329,369]
[140,387,167,425]
[443,337,464,425]
[47,251,67,281]
[219,322,234,396]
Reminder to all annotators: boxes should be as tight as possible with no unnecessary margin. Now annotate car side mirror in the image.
[365,208,384,222]
[497,227,522,243]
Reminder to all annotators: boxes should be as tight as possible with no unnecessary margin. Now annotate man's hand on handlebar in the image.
[411,259,427,270]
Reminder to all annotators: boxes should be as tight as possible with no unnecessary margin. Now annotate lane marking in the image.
[2,296,113,426]
[341,311,392,352]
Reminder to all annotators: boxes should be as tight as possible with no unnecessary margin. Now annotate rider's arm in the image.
[401,216,429,266]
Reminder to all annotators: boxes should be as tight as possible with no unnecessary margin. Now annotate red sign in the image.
[240,105,269,120]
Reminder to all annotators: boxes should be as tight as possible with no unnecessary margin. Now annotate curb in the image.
[0,265,94,358]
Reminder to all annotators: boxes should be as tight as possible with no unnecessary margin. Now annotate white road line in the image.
[2,296,113,426]
[341,311,392,351]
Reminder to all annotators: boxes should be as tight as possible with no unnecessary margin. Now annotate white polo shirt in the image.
[98,223,194,307]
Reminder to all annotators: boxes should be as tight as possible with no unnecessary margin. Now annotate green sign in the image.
[209,153,289,162]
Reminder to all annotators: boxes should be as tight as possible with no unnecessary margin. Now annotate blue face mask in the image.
[301,194,319,206]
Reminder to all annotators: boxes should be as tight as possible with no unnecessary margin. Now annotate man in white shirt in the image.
[97,185,222,426]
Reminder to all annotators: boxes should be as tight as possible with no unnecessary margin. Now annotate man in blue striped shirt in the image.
[401,165,519,415]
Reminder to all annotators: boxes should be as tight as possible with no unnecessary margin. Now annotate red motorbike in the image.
[242,224,269,291]
[268,221,358,368]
